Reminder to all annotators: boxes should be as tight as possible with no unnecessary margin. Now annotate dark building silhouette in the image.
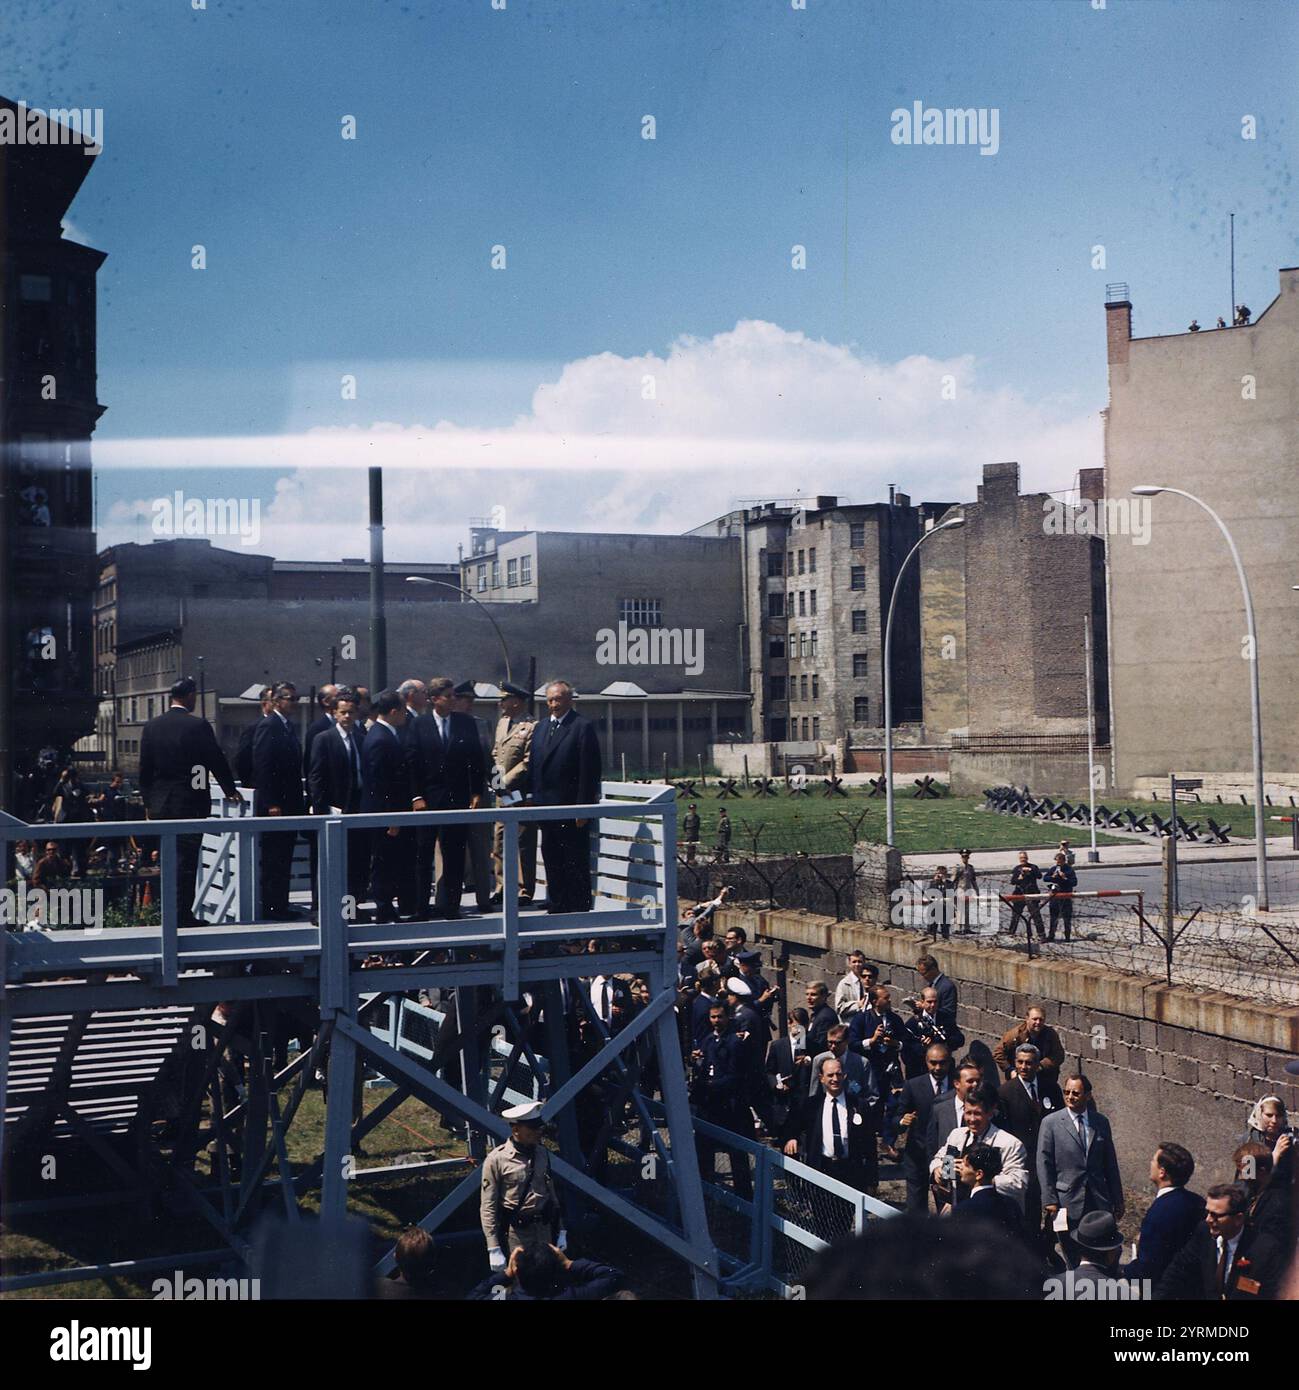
[0,98,105,809]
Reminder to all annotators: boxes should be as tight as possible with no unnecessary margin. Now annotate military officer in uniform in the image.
[480,1100,565,1273]
[682,802,701,864]
[715,806,732,862]
[489,681,537,904]
[691,1000,753,1197]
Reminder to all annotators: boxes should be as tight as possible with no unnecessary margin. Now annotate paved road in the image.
[1073,858,1299,913]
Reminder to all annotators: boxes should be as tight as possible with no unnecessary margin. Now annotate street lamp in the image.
[884,514,965,845]
[405,575,513,682]
[1132,485,1268,910]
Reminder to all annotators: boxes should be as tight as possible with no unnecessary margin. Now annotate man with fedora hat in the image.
[1065,1210,1128,1295]
[480,1101,564,1273]
[489,680,537,904]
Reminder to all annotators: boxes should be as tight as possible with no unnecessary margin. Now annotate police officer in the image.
[715,806,732,862]
[726,974,772,1134]
[691,1000,753,1197]
[489,681,537,904]
[1006,850,1045,938]
[480,1101,565,1272]
[733,948,777,1024]
[682,802,701,864]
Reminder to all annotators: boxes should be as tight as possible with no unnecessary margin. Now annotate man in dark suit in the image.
[952,1143,1022,1236]
[804,982,838,1058]
[308,687,369,909]
[406,675,486,920]
[252,681,307,920]
[915,953,958,1032]
[235,686,273,787]
[782,1055,878,1192]
[997,1041,1064,1245]
[451,679,496,910]
[302,684,338,779]
[691,1000,752,1198]
[360,689,413,924]
[765,1007,813,1134]
[895,1043,954,1212]
[528,679,601,913]
[1122,1142,1204,1284]
[1157,1183,1286,1301]
[924,1058,985,1209]
[138,676,242,927]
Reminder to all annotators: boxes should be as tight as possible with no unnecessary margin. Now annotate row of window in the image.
[766,546,819,578]
[474,554,534,592]
[770,630,820,660]
[768,655,867,700]
[790,716,822,741]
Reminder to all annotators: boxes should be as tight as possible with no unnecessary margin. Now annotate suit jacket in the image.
[993,1022,1066,1077]
[493,713,535,796]
[1036,1106,1123,1225]
[897,1073,954,1170]
[303,712,335,779]
[308,723,367,814]
[784,1088,877,1163]
[406,710,486,809]
[252,712,307,816]
[932,1122,1030,1209]
[1122,1186,1206,1284]
[925,1090,964,1165]
[139,706,239,819]
[807,1002,839,1058]
[765,1035,811,1127]
[932,972,958,1030]
[360,721,412,815]
[953,1185,1023,1236]
[996,1075,1064,1157]
[529,711,602,808]
[1156,1221,1285,1301]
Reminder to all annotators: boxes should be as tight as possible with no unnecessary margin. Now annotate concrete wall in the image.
[722,904,1299,1208]
[1105,268,1299,789]
[949,748,1107,799]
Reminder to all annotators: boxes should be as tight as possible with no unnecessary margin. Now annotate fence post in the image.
[159,833,178,986]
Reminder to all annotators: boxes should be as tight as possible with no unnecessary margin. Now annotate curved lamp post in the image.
[405,576,513,683]
[1132,486,1267,911]
[884,514,965,845]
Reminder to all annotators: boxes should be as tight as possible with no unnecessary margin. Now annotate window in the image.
[810,631,818,657]
[854,696,870,722]
[490,559,501,588]
[809,547,817,573]
[787,551,796,577]
[20,274,52,302]
[800,717,809,739]
[800,674,809,701]
[809,590,817,615]
[520,554,532,584]
[769,637,785,658]
[812,716,821,739]
[850,522,866,548]
[619,598,662,626]
[812,674,820,699]
[769,675,786,701]
[798,591,806,617]
[768,592,785,618]
[767,552,784,578]
[798,549,806,574]
[850,565,866,590]
[799,632,809,659]
[853,653,869,677]
[852,610,867,634]
[506,558,518,587]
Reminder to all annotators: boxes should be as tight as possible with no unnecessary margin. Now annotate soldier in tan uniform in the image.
[481,1101,564,1272]
[489,681,538,904]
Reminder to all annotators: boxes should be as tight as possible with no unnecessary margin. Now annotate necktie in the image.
[831,1098,845,1158]
[1216,1238,1229,1297]
[601,980,611,1023]
[348,735,361,800]
[1030,1082,1038,1102]
[1077,1115,1088,1149]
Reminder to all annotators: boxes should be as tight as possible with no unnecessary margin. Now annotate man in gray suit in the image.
[1037,1073,1124,1267]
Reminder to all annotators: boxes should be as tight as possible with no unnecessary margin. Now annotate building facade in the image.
[1103,269,1299,796]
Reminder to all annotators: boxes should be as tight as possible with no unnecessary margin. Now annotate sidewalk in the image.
[903,836,1297,874]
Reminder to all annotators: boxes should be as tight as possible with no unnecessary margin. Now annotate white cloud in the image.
[94,320,1101,560]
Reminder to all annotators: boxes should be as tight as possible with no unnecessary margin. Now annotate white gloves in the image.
[488,1247,506,1272]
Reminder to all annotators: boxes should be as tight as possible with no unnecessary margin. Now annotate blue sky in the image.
[4,0,1296,559]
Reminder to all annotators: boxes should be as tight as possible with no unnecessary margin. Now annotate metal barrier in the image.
[694,1119,898,1295]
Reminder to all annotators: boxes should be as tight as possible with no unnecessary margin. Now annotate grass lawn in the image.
[679,790,1130,856]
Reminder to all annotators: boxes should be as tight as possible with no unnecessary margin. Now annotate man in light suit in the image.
[782,1055,879,1193]
[1121,1142,1204,1284]
[528,679,602,913]
[489,681,537,904]
[930,1083,1029,1213]
[924,1057,985,1201]
[406,675,487,920]
[1037,1073,1124,1266]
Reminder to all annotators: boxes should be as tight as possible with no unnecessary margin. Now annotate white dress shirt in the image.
[820,1092,850,1158]
[931,1121,1029,1208]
